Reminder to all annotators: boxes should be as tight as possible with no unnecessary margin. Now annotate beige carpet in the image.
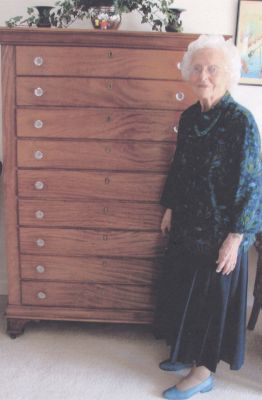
[0,296,261,400]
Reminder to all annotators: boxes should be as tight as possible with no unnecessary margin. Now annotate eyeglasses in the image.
[190,64,223,77]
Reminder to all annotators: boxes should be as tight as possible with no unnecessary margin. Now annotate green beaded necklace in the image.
[194,111,222,137]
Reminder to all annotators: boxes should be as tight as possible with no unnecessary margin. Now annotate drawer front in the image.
[16,46,184,80]
[17,140,175,172]
[16,77,195,110]
[20,254,162,284]
[21,281,155,310]
[19,228,165,258]
[19,200,162,230]
[17,108,179,141]
[18,170,166,202]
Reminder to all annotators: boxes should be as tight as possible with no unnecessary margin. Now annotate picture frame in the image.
[235,0,262,85]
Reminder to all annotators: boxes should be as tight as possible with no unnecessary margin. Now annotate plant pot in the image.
[35,6,54,28]
[90,6,121,30]
[165,8,185,32]
[78,0,114,8]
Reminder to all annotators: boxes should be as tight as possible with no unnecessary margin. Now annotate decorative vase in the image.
[165,8,185,32]
[90,6,121,30]
[35,6,54,28]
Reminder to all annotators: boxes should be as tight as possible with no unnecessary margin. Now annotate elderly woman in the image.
[154,35,262,399]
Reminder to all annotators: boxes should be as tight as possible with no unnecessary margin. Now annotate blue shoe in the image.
[159,359,192,372]
[163,375,214,399]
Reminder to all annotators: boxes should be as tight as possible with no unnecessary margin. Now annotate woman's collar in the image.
[197,91,232,114]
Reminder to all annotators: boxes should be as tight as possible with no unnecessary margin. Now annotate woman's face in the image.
[188,48,229,109]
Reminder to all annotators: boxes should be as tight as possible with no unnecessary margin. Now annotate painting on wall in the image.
[235,0,262,85]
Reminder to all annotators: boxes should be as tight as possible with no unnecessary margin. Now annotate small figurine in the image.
[100,19,108,29]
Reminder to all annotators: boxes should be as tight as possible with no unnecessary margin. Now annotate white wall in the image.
[0,0,259,298]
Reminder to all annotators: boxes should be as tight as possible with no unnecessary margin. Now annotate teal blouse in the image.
[161,92,262,255]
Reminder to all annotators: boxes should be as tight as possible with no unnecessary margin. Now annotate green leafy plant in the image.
[6,0,175,31]
[6,7,39,28]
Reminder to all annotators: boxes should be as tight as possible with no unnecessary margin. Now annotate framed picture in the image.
[235,0,262,85]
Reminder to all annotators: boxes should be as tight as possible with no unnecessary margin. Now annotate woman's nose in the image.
[199,69,209,80]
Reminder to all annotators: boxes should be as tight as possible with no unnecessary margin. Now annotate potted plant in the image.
[6,0,176,32]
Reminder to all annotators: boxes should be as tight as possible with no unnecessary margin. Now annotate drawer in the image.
[17,108,179,141]
[18,200,163,230]
[19,228,165,258]
[16,77,195,110]
[18,170,166,202]
[20,254,162,284]
[21,281,155,310]
[16,46,184,80]
[17,139,175,172]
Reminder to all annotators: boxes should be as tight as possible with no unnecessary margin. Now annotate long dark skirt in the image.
[154,244,248,373]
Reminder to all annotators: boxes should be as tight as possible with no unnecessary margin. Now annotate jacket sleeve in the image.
[160,156,177,209]
[231,112,262,234]
[160,116,185,209]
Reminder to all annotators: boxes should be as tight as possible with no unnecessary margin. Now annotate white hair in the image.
[180,35,241,89]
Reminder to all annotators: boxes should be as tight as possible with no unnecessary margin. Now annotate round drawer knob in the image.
[34,56,44,66]
[36,238,45,247]
[36,264,45,273]
[34,120,44,129]
[34,150,44,160]
[107,115,111,122]
[173,126,178,133]
[105,177,110,185]
[177,62,181,70]
[35,210,45,219]
[176,92,185,102]
[107,82,113,90]
[103,207,109,214]
[37,291,46,300]
[108,50,113,58]
[103,234,108,241]
[105,147,111,153]
[34,87,44,97]
[34,181,45,190]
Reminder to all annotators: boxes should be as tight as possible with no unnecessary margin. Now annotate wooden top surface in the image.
[0,27,201,49]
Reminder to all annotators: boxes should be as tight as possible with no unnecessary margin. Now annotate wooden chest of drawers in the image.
[0,28,197,337]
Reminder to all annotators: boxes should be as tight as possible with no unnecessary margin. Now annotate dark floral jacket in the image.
[161,92,262,255]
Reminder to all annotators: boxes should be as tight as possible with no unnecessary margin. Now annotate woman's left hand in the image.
[216,233,243,275]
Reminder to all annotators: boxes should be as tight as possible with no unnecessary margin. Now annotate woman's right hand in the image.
[160,208,172,235]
